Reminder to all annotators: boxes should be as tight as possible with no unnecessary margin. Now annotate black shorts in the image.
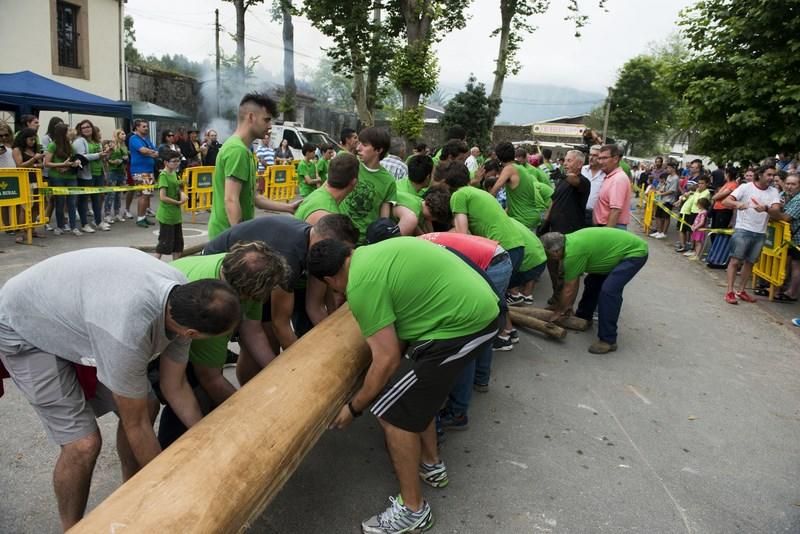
[156,223,184,254]
[655,202,673,220]
[678,213,696,234]
[370,320,498,432]
[788,245,800,261]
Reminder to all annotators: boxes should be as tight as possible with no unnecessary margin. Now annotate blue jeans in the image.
[50,176,78,230]
[104,170,125,215]
[575,255,648,343]
[77,174,103,226]
[446,253,512,416]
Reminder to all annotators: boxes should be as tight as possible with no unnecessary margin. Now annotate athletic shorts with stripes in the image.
[370,320,498,433]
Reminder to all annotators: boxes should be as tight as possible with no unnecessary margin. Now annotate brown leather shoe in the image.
[588,340,617,354]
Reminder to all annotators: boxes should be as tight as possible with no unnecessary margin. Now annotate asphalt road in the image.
[0,213,798,533]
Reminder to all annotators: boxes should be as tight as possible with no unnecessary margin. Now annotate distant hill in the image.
[438,80,605,125]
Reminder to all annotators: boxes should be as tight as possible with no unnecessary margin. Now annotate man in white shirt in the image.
[465,146,480,173]
[580,144,606,224]
[722,164,782,304]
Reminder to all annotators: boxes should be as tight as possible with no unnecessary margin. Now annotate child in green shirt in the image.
[316,144,335,184]
[154,150,188,259]
[297,143,322,197]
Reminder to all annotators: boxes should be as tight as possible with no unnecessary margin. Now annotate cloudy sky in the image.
[126,0,694,93]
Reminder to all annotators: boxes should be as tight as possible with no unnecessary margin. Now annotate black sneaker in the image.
[522,295,535,305]
[493,335,513,351]
[473,382,489,393]
[438,411,469,431]
[506,293,525,306]
[508,329,520,344]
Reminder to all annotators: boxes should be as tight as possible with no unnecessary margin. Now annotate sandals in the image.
[774,293,798,302]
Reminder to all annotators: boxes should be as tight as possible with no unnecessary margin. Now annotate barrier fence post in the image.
[263,164,298,202]
[0,168,40,245]
[183,166,215,223]
[751,220,791,300]
[642,190,655,235]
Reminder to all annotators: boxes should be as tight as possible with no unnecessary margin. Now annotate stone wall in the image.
[126,64,200,133]
[492,125,532,144]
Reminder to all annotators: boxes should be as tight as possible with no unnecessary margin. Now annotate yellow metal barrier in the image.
[264,164,298,202]
[642,190,655,234]
[752,220,792,300]
[183,166,215,223]
[0,168,47,244]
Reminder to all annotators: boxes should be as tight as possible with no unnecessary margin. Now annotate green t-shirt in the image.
[208,135,256,238]
[171,254,261,368]
[294,186,340,222]
[156,171,183,225]
[620,160,632,178]
[395,191,423,220]
[108,146,128,172]
[506,164,541,228]
[680,192,696,215]
[46,142,73,180]
[691,189,711,214]
[347,237,499,340]
[509,218,546,272]
[317,158,329,183]
[450,186,524,252]
[396,177,425,198]
[563,228,649,281]
[88,141,103,176]
[341,162,398,245]
[297,158,318,197]
[525,164,552,187]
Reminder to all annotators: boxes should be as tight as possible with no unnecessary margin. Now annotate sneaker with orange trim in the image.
[724,292,738,305]
[735,290,757,303]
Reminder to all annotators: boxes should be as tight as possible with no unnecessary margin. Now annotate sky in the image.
[126,0,694,94]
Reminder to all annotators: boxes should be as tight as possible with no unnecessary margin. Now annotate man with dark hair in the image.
[398,154,434,198]
[316,143,336,183]
[204,214,359,381]
[489,141,553,230]
[208,92,296,238]
[129,118,160,226]
[295,152,360,225]
[340,127,359,155]
[722,164,782,304]
[594,144,632,229]
[157,241,290,446]
[0,248,240,530]
[307,237,499,534]
[440,139,469,163]
[341,127,397,244]
[423,186,453,224]
[432,126,466,165]
[298,143,322,197]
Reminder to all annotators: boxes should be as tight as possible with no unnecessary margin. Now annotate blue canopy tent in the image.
[0,70,131,118]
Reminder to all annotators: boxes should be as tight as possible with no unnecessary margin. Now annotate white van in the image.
[270,122,342,160]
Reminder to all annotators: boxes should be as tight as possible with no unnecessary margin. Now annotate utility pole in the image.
[215,8,221,117]
[601,87,612,144]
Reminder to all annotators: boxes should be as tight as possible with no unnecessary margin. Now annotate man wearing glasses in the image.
[593,144,632,230]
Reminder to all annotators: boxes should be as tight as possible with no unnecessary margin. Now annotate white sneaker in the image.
[683,250,695,256]
[87,209,94,217]
[655,232,666,239]
[71,228,83,236]
[104,215,113,224]
[124,210,133,219]
[99,222,111,231]
[63,225,70,231]
[53,227,63,236]
[45,223,53,231]
[146,208,155,216]
[115,214,125,222]
[82,224,96,234]
[649,231,660,237]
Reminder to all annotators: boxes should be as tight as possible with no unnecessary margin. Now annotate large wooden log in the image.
[510,306,590,331]
[508,310,567,340]
[69,305,370,533]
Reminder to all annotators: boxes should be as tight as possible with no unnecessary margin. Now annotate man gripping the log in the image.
[541,227,648,354]
[0,248,240,531]
[308,237,500,534]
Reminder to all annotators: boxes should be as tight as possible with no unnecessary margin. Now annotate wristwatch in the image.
[347,400,362,418]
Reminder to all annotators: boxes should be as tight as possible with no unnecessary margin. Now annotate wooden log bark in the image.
[508,310,567,340]
[510,306,590,331]
[69,305,371,533]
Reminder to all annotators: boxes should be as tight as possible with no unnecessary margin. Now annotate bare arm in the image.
[768,203,788,221]
[393,205,419,236]
[490,166,514,196]
[330,324,403,429]
[305,209,332,226]
[254,195,300,214]
[549,278,581,320]
[224,178,244,226]
[271,287,298,349]
[379,201,392,218]
[159,355,204,429]
[722,194,742,210]
[112,394,162,467]
[606,208,622,227]
[305,276,329,326]
[159,187,185,205]
[238,318,277,369]
[453,213,470,234]
[192,363,237,406]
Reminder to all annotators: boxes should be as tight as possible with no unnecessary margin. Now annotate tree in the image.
[604,56,672,156]
[124,15,141,64]
[669,0,800,162]
[441,75,497,149]
[223,0,264,82]
[489,1,607,124]
[306,59,355,109]
[303,0,398,126]
[272,0,297,121]
[427,87,451,108]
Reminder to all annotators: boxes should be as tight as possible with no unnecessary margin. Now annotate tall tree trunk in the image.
[281,1,297,121]
[234,0,246,82]
[490,0,516,105]
[351,54,372,127]
[365,1,381,123]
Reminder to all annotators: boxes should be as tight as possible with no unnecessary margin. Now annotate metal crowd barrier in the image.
[264,164,298,202]
[0,168,47,244]
[183,166,215,223]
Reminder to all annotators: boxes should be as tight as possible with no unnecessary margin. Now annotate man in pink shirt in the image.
[593,144,632,229]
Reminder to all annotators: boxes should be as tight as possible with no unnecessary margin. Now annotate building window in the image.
[56,2,80,68]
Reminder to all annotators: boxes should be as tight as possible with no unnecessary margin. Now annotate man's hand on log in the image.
[330,405,353,429]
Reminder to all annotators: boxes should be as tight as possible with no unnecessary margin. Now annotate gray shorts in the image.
[730,228,766,264]
[0,336,117,446]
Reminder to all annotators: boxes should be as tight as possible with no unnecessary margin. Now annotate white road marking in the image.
[626,384,652,405]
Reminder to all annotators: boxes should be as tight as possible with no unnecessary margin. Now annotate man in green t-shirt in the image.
[396,154,434,199]
[488,142,554,229]
[316,144,335,183]
[308,237,499,534]
[295,152,359,225]
[297,143,322,197]
[340,127,398,244]
[207,92,298,238]
[157,242,290,447]
[338,127,358,155]
[541,228,648,354]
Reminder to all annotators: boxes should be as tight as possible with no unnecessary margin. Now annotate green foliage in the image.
[670,0,800,162]
[607,55,673,156]
[306,59,356,109]
[389,41,439,97]
[391,105,425,141]
[123,15,140,64]
[440,75,500,149]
